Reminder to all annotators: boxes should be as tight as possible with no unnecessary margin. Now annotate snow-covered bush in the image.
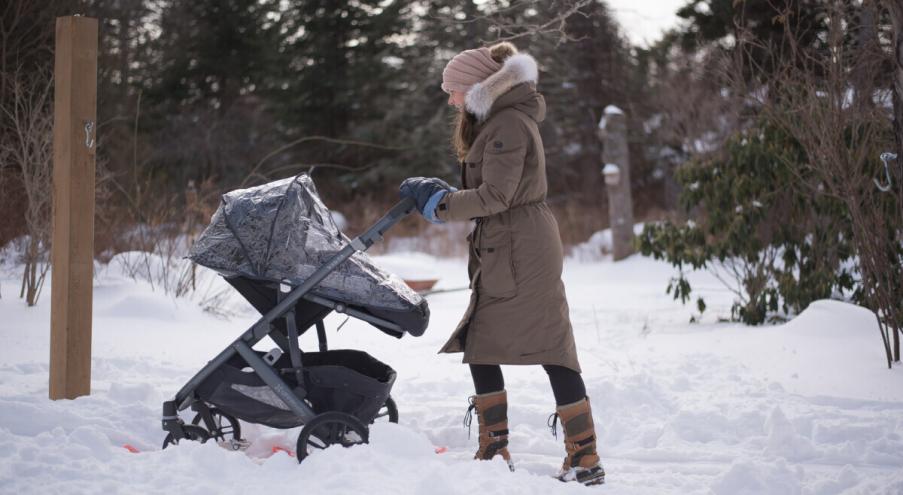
[638,121,856,324]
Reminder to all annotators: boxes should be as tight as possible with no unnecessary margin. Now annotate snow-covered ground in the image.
[1,250,902,494]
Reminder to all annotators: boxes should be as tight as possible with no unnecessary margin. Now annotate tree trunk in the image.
[854,0,879,110]
[117,2,132,115]
[887,0,903,362]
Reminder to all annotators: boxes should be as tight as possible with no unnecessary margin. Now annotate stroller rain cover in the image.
[187,174,428,336]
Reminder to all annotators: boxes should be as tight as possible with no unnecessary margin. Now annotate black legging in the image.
[469,364,586,406]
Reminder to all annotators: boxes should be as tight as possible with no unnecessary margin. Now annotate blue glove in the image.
[399,177,457,224]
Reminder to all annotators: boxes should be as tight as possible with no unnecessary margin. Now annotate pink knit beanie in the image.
[441,47,502,94]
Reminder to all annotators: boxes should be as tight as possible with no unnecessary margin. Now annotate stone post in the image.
[597,105,635,261]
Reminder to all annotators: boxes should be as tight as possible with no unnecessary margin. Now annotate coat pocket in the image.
[463,159,482,189]
[476,227,517,298]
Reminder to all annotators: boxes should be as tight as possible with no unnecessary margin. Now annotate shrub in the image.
[638,121,855,324]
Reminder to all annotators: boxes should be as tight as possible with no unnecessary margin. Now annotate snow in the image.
[563,142,583,156]
[368,252,440,281]
[329,210,348,232]
[643,114,663,134]
[598,116,608,130]
[1,246,902,494]
[598,106,625,131]
[568,225,645,261]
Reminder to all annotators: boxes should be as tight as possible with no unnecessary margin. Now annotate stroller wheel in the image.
[372,396,399,424]
[296,412,369,463]
[162,425,211,450]
[191,408,242,444]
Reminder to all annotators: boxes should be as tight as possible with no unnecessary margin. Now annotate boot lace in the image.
[463,396,477,439]
[547,412,560,439]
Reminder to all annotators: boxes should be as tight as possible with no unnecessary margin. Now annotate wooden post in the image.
[49,16,98,400]
[598,105,635,261]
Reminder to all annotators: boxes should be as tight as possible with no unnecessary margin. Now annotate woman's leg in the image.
[542,365,586,406]
[466,364,512,467]
[469,364,505,394]
[543,365,604,485]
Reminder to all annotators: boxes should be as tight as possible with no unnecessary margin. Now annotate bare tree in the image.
[428,0,594,45]
[743,1,902,366]
[485,0,594,45]
[883,0,903,363]
[0,67,53,306]
[884,2,903,205]
[0,0,60,111]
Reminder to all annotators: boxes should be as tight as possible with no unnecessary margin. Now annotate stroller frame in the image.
[161,198,416,442]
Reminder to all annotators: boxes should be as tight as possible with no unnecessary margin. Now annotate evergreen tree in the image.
[676,0,824,75]
[372,0,494,186]
[142,0,286,184]
[278,0,412,138]
[149,0,284,113]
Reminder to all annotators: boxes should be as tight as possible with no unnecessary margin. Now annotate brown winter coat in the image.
[436,53,581,372]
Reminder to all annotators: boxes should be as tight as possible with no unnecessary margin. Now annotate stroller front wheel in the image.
[296,412,369,463]
[162,424,211,450]
[191,408,242,445]
[373,396,399,424]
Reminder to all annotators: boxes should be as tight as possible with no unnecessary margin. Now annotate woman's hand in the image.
[399,177,457,224]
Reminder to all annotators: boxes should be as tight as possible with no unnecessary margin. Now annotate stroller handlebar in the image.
[385,196,417,223]
[352,197,417,251]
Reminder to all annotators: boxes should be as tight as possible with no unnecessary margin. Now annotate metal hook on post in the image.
[875,152,895,193]
[84,120,95,149]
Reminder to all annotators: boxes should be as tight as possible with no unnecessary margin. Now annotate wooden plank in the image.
[49,16,98,400]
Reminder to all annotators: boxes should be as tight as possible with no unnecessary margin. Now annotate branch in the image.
[425,1,539,25]
[427,0,593,45]
[487,0,593,44]
[240,136,409,187]
[251,161,384,183]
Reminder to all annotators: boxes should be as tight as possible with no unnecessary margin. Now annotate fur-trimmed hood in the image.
[465,53,543,122]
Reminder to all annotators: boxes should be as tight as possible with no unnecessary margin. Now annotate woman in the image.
[399,42,605,486]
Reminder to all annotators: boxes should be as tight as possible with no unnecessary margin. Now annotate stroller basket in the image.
[197,349,396,429]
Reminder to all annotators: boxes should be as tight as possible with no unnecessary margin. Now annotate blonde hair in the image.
[452,42,518,161]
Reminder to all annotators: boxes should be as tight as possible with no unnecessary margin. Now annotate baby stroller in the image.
[161,175,429,462]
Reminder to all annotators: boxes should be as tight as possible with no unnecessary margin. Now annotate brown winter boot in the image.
[550,397,605,486]
[464,390,515,471]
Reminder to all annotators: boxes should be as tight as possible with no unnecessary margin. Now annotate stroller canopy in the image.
[188,175,428,335]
